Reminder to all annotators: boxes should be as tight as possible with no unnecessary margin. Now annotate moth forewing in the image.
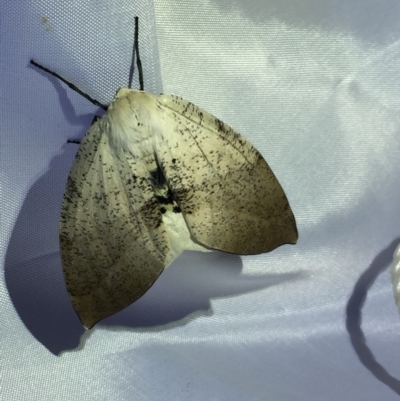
[153,92,298,254]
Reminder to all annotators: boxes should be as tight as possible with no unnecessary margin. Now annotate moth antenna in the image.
[128,20,136,89]
[134,16,144,91]
[30,59,108,111]
[128,17,144,90]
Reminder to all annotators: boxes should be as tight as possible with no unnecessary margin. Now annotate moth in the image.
[32,18,298,329]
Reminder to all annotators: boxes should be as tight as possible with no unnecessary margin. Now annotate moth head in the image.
[108,87,142,120]
[113,87,135,100]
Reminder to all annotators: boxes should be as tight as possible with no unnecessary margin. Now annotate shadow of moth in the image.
[32,18,298,329]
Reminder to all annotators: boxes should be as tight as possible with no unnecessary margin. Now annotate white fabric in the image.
[2,0,400,399]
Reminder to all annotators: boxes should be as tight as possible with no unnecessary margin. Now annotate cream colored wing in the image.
[154,94,298,255]
[60,119,169,329]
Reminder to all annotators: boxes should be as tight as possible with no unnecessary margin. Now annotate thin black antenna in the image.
[128,21,136,89]
[30,60,108,111]
[131,16,144,91]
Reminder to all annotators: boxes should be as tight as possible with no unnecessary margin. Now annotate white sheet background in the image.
[1,0,400,400]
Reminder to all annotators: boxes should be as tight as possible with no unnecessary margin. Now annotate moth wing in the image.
[154,94,298,255]
[60,120,168,329]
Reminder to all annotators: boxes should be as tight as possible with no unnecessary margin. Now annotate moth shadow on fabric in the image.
[5,63,302,355]
[100,250,303,330]
[4,146,84,355]
[346,238,400,396]
[4,144,302,355]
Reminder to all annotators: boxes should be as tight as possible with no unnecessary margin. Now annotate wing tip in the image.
[72,302,102,330]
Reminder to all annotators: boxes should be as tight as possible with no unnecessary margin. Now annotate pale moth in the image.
[31,18,298,329]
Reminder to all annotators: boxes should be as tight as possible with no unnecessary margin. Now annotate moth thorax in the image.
[105,90,161,160]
